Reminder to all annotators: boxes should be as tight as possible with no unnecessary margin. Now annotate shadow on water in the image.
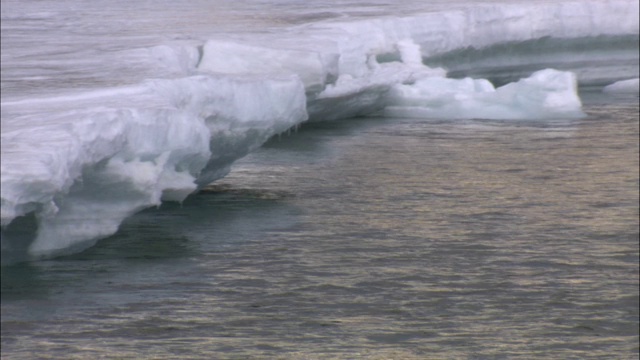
[262,115,388,152]
[0,212,38,265]
[74,186,298,260]
[1,187,300,302]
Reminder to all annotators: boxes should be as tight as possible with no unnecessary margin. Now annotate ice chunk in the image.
[603,78,640,93]
[396,39,425,68]
[384,69,584,120]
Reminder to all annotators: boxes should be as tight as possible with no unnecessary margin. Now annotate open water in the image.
[1,91,638,359]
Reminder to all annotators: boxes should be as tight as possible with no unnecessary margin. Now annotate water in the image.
[2,91,638,359]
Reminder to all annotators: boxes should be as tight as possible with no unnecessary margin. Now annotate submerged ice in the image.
[1,0,638,261]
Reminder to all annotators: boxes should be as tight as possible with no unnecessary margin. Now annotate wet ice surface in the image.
[2,93,638,359]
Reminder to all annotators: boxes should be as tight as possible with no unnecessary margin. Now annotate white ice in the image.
[384,69,584,120]
[603,78,640,93]
[2,75,307,258]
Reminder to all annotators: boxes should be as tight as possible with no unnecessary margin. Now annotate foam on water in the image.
[1,0,638,262]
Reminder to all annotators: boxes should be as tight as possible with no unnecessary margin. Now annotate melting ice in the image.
[1,0,639,261]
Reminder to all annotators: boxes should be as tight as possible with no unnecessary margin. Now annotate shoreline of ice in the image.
[1,0,638,262]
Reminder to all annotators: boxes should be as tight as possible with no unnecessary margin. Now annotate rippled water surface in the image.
[2,92,639,359]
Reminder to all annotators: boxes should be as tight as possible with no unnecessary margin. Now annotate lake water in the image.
[2,90,638,359]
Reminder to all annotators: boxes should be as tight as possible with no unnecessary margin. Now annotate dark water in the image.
[2,91,638,359]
